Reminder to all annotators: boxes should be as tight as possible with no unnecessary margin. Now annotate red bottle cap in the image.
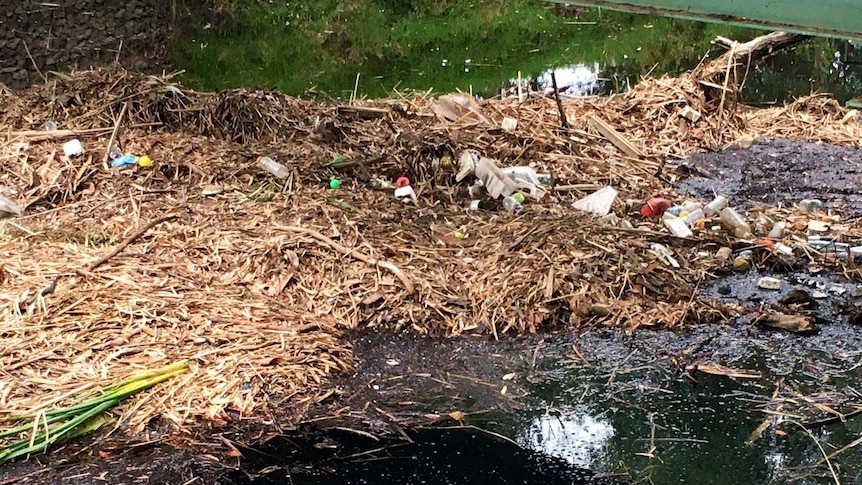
[395,176,410,188]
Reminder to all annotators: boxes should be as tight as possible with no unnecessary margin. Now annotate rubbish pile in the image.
[0,66,860,431]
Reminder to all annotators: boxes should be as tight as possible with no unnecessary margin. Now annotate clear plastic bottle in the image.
[720,207,752,238]
[683,208,705,227]
[703,195,728,217]
[502,195,523,214]
[257,156,289,179]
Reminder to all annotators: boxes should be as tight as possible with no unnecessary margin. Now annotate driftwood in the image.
[702,31,810,77]
[696,31,810,107]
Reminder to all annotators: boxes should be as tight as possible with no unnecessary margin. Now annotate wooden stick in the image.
[277,225,415,294]
[7,123,162,142]
[87,215,178,272]
[550,71,569,128]
[22,40,47,84]
[589,115,644,158]
[102,102,128,170]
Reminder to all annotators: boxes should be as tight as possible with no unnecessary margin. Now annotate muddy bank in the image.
[675,137,862,217]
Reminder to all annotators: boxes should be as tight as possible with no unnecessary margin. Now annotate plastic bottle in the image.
[798,199,823,213]
[703,195,728,217]
[683,208,705,227]
[720,207,752,238]
[502,195,523,214]
[257,156,289,179]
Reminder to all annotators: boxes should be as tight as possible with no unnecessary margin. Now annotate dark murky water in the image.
[227,318,862,484]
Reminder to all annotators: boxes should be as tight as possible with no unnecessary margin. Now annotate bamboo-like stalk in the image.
[0,361,188,463]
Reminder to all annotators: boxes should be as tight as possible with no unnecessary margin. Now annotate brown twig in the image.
[102,102,128,170]
[19,215,179,310]
[21,40,47,84]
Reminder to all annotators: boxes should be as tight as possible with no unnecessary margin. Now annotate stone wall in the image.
[0,0,169,89]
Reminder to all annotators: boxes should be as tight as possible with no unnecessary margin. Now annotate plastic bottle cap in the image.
[138,155,152,167]
[395,176,410,188]
[512,192,525,204]
[329,179,341,189]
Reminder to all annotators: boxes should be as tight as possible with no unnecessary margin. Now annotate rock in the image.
[718,285,732,296]
[780,289,816,308]
[757,277,782,290]
[755,311,817,333]
[715,247,732,261]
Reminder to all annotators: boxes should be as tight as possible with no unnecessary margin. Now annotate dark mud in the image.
[674,137,862,217]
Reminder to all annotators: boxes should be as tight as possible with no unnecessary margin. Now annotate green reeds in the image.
[0,361,188,463]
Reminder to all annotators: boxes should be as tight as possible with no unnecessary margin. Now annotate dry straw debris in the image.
[0,62,859,431]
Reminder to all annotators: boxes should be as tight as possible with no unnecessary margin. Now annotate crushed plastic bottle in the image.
[683,208,704,227]
[257,156,289,179]
[111,154,138,168]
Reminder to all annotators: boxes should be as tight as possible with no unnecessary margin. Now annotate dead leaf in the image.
[448,411,465,421]
[255,357,283,366]
[271,272,293,296]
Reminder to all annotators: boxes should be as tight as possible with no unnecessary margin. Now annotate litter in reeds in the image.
[0,50,860,437]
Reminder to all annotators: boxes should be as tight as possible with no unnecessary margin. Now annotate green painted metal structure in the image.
[553,0,862,41]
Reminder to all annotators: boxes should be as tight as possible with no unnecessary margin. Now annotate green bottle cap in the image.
[329,179,341,189]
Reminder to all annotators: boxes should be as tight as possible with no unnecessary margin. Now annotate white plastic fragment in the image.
[650,243,680,268]
[456,151,478,182]
[394,186,417,202]
[474,156,517,199]
[572,186,617,217]
[501,116,518,132]
[773,242,794,256]
[679,105,702,123]
[0,193,22,219]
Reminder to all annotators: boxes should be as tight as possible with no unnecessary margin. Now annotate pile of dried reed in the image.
[0,64,859,431]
